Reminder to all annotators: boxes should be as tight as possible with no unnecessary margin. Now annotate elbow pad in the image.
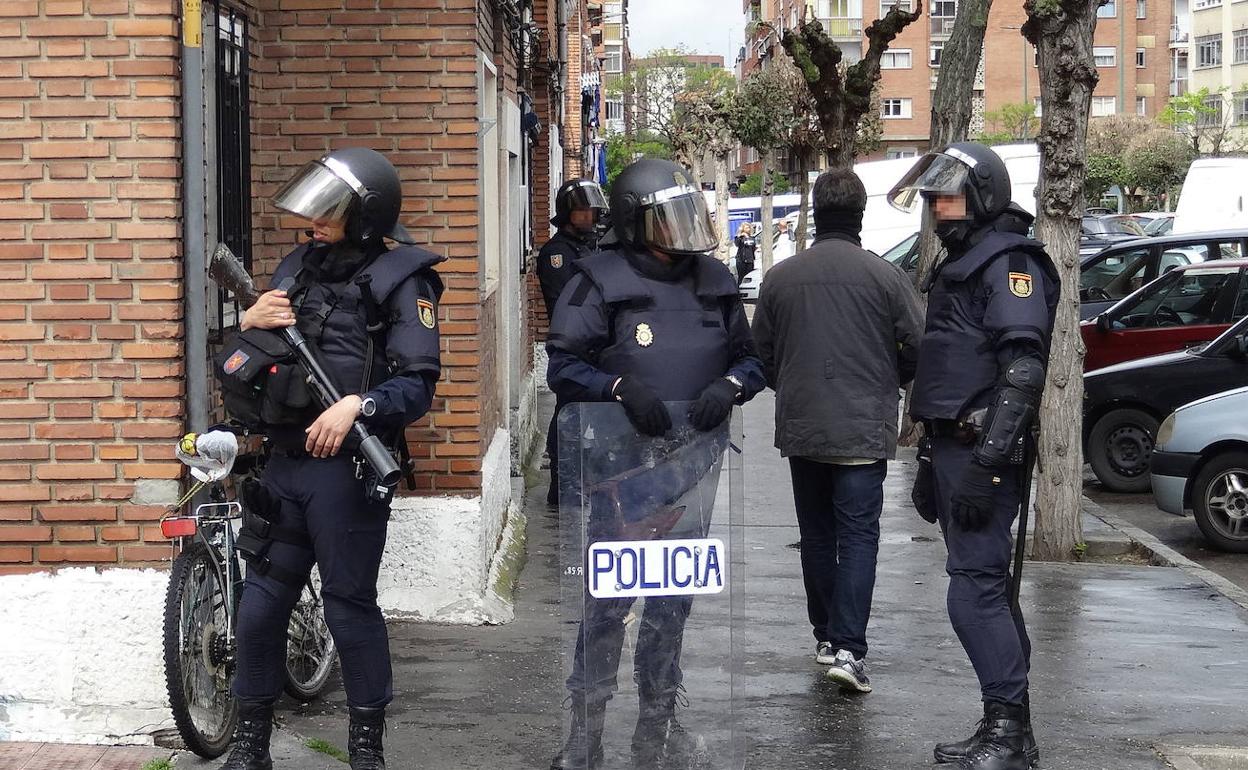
[973,356,1045,467]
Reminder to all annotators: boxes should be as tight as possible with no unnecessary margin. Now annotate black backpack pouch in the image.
[215,328,309,429]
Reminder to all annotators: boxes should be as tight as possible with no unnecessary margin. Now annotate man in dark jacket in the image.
[751,167,924,694]
[733,225,756,286]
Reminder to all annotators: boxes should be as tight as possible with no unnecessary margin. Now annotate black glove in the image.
[912,436,937,524]
[613,376,672,437]
[690,377,739,431]
[949,462,1003,531]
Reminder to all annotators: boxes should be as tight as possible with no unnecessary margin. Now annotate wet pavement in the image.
[273,391,1248,769]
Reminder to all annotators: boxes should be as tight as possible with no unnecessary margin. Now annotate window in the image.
[1235,29,1248,63]
[1137,0,1146,17]
[1194,0,1222,9]
[930,41,944,67]
[1237,92,1248,123]
[1196,34,1223,68]
[1200,94,1224,126]
[1091,96,1117,116]
[1080,248,1150,301]
[1122,267,1239,329]
[211,5,252,341]
[882,49,912,68]
[605,99,623,121]
[881,98,912,118]
[1136,48,1146,67]
[1137,96,1147,115]
[1094,46,1117,67]
[885,147,919,159]
[605,48,622,73]
[880,0,914,13]
[931,0,956,35]
[1097,0,1116,16]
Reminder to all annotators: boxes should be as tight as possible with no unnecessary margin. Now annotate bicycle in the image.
[160,429,337,758]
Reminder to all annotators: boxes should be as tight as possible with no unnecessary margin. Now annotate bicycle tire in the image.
[283,575,337,702]
[163,541,237,758]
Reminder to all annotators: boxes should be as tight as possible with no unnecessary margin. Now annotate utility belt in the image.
[266,441,405,505]
[924,417,1029,464]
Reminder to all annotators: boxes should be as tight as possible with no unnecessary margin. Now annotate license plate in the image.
[587,538,726,599]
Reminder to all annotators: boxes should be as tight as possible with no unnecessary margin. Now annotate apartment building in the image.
[1186,0,1248,144]
[598,0,632,135]
[739,0,1177,165]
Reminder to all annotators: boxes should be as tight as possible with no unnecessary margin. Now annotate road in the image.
[1085,476,1248,594]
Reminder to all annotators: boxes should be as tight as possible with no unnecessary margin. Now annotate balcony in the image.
[931,16,956,37]
[818,16,865,38]
[1170,77,1189,96]
[1170,25,1190,45]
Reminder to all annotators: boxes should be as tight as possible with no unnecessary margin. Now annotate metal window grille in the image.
[1196,35,1222,68]
[1235,29,1248,64]
[210,2,251,343]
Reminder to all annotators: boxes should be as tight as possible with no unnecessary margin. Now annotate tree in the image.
[979,103,1040,144]
[780,7,922,168]
[1159,87,1238,157]
[737,171,793,196]
[1084,115,1152,208]
[732,64,800,275]
[1124,129,1194,208]
[1023,0,1100,561]
[605,131,671,190]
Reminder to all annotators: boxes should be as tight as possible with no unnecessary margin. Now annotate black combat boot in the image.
[221,700,274,770]
[631,684,702,769]
[348,706,386,770]
[934,700,1039,765]
[954,702,1035,770]
[550,697,607,770]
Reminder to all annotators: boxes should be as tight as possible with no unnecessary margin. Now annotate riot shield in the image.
[556,402,744,770]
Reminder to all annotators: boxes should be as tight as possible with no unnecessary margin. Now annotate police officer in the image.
[220,148,443,770]
[538,179,608,505]
[889,142,1058,770]
[546,158,764,769]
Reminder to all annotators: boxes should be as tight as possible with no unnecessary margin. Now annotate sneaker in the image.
[815,641,837,665]
[825,649,871,693]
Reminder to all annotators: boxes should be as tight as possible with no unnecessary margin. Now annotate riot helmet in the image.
[888,142,1012,224]
[552,178,609,233]
[272,147,415,246]
[609,158,718,257]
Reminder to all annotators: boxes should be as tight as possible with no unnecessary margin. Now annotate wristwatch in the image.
[358,396,377,418]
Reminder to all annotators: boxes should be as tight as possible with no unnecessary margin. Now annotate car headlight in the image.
[1156,413,1175,449]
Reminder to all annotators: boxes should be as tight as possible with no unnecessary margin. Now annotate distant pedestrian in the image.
[751,168,923,693]
[733,226,756,286]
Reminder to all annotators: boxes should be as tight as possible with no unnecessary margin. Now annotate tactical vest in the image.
[271,242,445,400]
[576,251,739,402]
[912,232,1056,420]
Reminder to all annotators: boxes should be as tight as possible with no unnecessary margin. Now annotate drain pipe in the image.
[181,2,210,432]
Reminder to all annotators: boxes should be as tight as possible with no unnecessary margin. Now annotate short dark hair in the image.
[812,168,867,214]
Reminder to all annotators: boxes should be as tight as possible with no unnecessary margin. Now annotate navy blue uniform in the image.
[546,247,764,704]
[912,227,1059,708]
[233,241,443,710]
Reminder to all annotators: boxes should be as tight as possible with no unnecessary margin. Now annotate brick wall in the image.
[0,0,185,573]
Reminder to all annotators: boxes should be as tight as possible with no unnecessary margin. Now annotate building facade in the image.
[1186,0,1248,146]
[0,0,604,744]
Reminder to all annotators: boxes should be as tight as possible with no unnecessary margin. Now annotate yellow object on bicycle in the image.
[179,433,199,456]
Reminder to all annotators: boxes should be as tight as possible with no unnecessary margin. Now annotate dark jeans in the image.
[931,435,1030,706]
[233,452,393,708]
[788,457,887,659]
[566,594,694,704]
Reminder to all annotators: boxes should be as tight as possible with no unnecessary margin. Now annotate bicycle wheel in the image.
[284,568,337,701]
[163,541,237,758]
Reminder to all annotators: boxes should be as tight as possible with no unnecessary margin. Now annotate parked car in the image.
[1079,214,1146,257]
[1082,258,1248,371]
[1150,383,1248,552]
[1083,315,1248,492]
[1139,212,1175,236]
[1078,230,1248,320]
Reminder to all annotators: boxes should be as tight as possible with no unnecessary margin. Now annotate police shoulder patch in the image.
[417,298,437,329]
[223,349,249,374]
[1008,272,1033,298]
[550,253,563,269]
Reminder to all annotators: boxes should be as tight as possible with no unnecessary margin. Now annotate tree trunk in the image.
[1024,0,1100,562]
[796,150,811,252]
[715,153,732,265]
[760,147,776,275]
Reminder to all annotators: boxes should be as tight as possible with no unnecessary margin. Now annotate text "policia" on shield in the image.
[587,539,726,599]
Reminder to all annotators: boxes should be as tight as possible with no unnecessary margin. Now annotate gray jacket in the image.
[751,233,924,460]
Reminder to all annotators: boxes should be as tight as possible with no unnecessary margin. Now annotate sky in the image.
[628,0,746,67]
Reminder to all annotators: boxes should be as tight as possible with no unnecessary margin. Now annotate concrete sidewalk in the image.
[272,391,1248,769]
[0,742,170,769]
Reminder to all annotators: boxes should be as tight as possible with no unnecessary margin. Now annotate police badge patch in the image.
[223,350,250,374]
[417,298,437,329]
[1008,272,1033,298]
[550,254,563,269]
[635,322,654,347]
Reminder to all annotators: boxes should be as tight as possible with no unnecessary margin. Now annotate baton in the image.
[1009,436,1036,613]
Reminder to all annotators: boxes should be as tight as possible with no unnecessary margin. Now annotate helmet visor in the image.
[565,181,609,212]
[887,152,971,212]
[641,186,718,254]
[271,160,358,225]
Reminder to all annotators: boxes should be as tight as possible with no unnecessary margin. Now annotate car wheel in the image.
[1087,408,1159,493]
[1191,451,1248,553]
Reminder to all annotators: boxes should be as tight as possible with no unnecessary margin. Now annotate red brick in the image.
[35,423,115,440]
[0,546,32,562]
[37,545,117,563]
[39,505,119,522]
[0,506,32,521]
[121,545,173,562]
[57,526,99,542]
[32,381,113,399]
[112,18,178,36]
[101,525,139,541]
[122,463,182,479]
[0,526,53,542]
[31,263,111,280]
[26,19,106,37]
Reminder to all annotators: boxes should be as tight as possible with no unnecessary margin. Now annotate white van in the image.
[1173,158,1248,234]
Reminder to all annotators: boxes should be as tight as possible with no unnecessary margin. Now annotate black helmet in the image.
[552,178,608,229]
[888,141,1012,224]
[609,158,718,257]
[272,147,415,246]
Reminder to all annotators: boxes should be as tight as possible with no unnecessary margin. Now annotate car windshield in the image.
[1202,306,1248,355]
[1109,266,1240,329]
[881,233,918,265]
[1084,216,1146,236]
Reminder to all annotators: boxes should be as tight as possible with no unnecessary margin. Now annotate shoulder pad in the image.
[693,254,739,298]
[269,243,313,289]
[576,251,652,304]
[359,245,447,302]
[941,232,1050,283]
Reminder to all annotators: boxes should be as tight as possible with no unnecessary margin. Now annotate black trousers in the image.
[232,452,393,708]
[931,435,1031,706]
